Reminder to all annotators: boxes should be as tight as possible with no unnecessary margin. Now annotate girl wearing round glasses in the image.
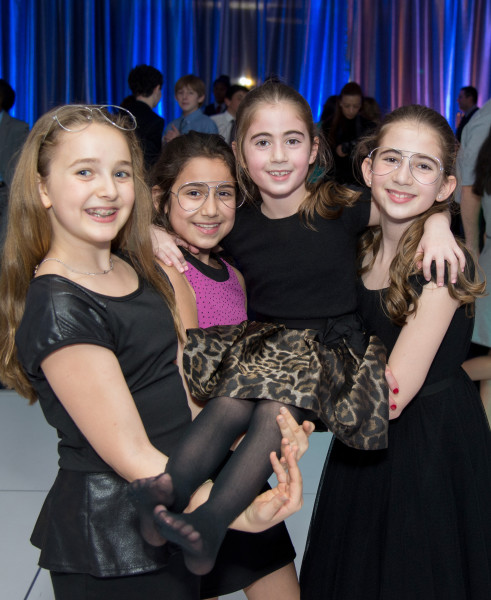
[149,131,304,600]
[301,105,491,599]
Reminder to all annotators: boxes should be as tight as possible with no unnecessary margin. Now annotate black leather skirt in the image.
[31,469,173,577]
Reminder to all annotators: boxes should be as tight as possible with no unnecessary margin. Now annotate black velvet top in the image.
[221,196,371,321]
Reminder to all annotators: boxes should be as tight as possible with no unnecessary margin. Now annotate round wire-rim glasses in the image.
[367,146,444,185]
[171,181,244,212]
[51,104,137,133]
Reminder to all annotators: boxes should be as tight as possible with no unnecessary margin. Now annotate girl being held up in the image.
[135,83,465,577]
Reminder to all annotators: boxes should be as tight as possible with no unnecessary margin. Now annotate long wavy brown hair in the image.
[0,105,182,402]
[326,81,364,148]
[234,81,359,227]
[357,105,484,325]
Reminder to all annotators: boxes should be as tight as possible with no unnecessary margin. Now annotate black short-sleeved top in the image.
[220,197,371,320]
[16,272,191,472]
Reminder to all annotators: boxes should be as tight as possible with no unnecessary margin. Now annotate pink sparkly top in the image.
[183,252,247,328]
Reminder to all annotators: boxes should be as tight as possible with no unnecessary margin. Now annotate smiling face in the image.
[362,120,456,225]
[166,156,236,262]
[176,85,205,116]
[38,123,135,251]
[240,101,318,216]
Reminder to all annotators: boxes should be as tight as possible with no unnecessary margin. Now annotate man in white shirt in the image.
[211,85,249,145]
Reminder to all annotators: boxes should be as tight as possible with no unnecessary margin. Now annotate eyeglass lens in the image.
[177,182,238,211]
[370,147,442,184]
[54,105,137,132]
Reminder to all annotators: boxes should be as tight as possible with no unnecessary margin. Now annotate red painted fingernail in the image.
[393,388,399,394]
[390,404,397,411]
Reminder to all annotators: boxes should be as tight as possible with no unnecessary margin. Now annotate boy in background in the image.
[163,75,217,143]
[121,64,165,169]
[211,84,248,145]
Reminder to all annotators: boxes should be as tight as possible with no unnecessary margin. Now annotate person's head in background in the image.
[338,82,363,121]
[320,95,338,124]
[361,97,382,125]
[212,75,231,106]
[128,65,163,109]
[457,86,478,113]
[0,79,16,112]
[225,85,249,118]
[175,75,207,117]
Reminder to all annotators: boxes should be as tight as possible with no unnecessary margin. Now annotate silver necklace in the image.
[34,257,114,276]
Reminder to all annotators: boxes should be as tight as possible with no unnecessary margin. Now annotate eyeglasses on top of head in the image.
[367,146,444,185]
[51,104,137,133]
[171,181,244,212]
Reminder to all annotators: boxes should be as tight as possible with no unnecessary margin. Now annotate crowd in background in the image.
[0,67,490,600]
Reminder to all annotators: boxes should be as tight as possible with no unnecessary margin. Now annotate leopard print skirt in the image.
[183,320,389,451]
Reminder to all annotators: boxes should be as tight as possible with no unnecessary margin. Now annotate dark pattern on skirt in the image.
[183,321,389,451]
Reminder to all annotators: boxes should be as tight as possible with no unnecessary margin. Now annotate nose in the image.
[271,142,287,163]
[392,156,413,184]
[200,188,219,216]
[97,174,118,199]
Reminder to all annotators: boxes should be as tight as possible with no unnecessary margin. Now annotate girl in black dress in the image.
[301,105,491,600]
[0,105,304,600]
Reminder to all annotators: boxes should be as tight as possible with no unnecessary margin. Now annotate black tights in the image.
[159,397,305,575]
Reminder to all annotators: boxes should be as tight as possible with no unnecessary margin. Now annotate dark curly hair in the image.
[128,65,163,97]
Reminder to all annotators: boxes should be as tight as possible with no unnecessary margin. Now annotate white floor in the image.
[0,390,331,599]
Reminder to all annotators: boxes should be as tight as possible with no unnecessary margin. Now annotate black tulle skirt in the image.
[300,372,491,600]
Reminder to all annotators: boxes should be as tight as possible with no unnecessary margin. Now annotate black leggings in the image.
[161,397,307,574]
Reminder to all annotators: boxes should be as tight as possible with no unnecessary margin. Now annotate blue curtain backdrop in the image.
[0,0,489,128]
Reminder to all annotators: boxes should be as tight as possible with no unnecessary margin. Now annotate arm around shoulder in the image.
[157,260,198,329]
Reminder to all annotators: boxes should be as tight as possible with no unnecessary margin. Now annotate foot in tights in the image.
[154,506,213,575]
[129,472,175,546]
[156,399,306,574]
